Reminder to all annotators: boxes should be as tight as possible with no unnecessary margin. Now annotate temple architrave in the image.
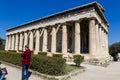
[5,2,110,60]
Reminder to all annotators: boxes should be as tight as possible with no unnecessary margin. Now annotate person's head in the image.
[25,45,29,50]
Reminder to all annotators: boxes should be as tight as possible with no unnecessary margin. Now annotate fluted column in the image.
[104,30,106,55]
[89,19,96,56]
[35,29,40,54]
[11,34,15,50]
[101,29,105,56]
[99,26,102,56]
[62,24,67,54]
[8,35,12,50]
[104,32,107,55]
[96,24,99,56]
[106,32,109,55]
[51,27,56,53]
[5,35,9,50]
[74,22,80,54]
[24,31,28,51]
[15,33,19,51]
[29,31,34,51]
[19,33,23,51]
[42,28,47,52]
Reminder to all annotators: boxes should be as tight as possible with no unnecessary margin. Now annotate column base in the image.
[84,55,113,66]
[34,51,39,54]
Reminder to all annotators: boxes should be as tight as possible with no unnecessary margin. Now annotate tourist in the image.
[0,67,7,80]
[117,53,120,61]
[21,45,32,80]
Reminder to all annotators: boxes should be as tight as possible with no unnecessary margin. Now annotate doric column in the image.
[62,24,67,54]
[74,22,80,54]
[96,24,99,56]
[104,31,107,55]
[15,33,19,51]
[8,35,12,50]
[51,27,56,53]
[89,19,96,56]
[19,33,23,51]
[101,29,105,56]
[99,26,102,56]
[35,29,40,54]
[42,28,47,52]
[104,30,106,55]
[24,31,28,51]
[5,35,9,50]
[11,34,15,50]
[29,31,34,51]
[106,32,109,55]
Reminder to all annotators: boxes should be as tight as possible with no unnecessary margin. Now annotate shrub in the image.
[0,50,21,66]
[38,52,47,56]
[53,54,63,58]
[18,50,24,52]
[8,50,17,52]
[73,55,84,66]
[30,55,66,75]
[0,50,66,75]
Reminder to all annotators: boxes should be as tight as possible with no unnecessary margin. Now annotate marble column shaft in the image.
[74,22,80,54]
[24,32,28,51]
[62,24,67,54]
[19,33,23,51]
[29,31,34,51]
[11,34,15,50]
[8,35,12,50]
[106,32,109,54]
[35,29,40,53]
[51,27,56,53]
[96,24,99,56]
[5,36,9,50]
[42,29,47,52]
[89,19,97,56]
[15,33,19,51]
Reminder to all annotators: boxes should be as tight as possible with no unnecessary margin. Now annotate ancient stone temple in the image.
[5,1,110,60]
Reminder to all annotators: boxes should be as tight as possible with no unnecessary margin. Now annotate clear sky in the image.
[0,0,120,45]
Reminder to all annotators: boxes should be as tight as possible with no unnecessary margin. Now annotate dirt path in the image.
[0,64,45,80]
[70,62,120,80]
[1,62,120,80]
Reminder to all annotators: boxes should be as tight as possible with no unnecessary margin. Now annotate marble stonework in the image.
[5,1,110,60]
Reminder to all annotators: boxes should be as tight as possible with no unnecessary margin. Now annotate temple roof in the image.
[7,1,108,31]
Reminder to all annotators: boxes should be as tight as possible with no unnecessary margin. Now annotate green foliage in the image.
[0,37,5,50]
[8,50,17,52]
[0,38,3,45]
[38,52,47,56]
[53,54,63,58]
[73,55,84,66]
[18,50,23,52]
[0,50,66,75]
[0,51,21,66]
[109,42,120,61]
[30,55,66,75]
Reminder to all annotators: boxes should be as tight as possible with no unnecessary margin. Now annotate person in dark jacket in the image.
[21,45,32,80]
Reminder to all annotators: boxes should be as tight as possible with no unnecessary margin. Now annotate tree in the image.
[0,38,3,45]
[109,42,120,61]
[0,37,5,50]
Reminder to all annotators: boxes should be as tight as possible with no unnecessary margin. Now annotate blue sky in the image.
[0,0,120,45]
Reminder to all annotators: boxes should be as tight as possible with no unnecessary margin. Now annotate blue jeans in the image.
[0,73,5,80]
[22,64,29,80]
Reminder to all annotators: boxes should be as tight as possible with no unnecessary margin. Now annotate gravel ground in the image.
[1,62,120,80]
[0,64,45,80]
[70,62,120,80]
